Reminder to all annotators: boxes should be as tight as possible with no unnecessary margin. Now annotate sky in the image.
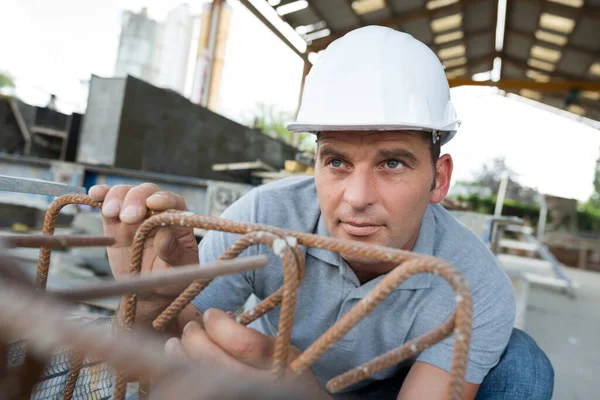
[1,0,599,202]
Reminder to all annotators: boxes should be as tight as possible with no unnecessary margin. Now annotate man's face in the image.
[314,131,452,265]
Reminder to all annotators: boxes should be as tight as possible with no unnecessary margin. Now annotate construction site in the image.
[0,0,599,399]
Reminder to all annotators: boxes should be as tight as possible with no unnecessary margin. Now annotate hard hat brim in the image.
[286,123,459,145]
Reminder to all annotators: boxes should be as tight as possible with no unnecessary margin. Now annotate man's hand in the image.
[165,308,332,399]
[90,184,200,330]
[89,184,199,290]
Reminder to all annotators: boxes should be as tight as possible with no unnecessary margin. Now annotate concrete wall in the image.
[113,76,298,181]
[77,76,126,165]
[0,98,67,159]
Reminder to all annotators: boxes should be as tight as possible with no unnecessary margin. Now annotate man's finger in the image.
[101,185,133,221]
[180,321,265,378]
[88,185,110,202]
[147,191,188,211]
[203,308,276,370]
[120,183,160,224]
[165,337,186,359]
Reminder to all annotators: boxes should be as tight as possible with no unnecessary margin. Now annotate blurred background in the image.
[1,0,599,398]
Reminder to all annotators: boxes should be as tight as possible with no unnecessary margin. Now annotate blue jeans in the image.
[336,329,554,399]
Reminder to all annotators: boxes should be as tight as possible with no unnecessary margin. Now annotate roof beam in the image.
[509,26,597,59]
[434,26,489,53]
[309,0,481,52]
[502,55,589,82]
[238,0,307,61]
[448,77,600,92]
[551,3,583,79]
[519,0,600,21]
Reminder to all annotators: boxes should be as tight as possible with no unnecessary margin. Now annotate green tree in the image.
[251,103,293,143]
[472,156,538,204]
[248,103,316,152]
[587,147,600,207]
[0,72,15,91]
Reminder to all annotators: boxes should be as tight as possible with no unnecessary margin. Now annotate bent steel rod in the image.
[50,255,268,301]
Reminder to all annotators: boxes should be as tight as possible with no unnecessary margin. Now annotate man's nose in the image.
[343,170,377,210]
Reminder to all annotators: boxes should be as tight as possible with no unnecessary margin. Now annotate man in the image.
[91,26,553,399]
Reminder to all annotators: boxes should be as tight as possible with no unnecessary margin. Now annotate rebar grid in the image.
[30,194,473,400]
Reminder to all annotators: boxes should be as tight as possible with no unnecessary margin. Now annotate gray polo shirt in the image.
[192,176,515,390]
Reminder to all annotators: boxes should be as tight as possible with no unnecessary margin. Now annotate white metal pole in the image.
[494,170,509,217]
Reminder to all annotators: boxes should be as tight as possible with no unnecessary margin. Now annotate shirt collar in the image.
[306,206,436,291]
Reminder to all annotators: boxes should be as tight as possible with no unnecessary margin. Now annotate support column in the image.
[191,0,231,110]
[292,59,313,147]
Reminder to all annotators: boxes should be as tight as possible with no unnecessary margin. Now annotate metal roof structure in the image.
[239,0,600,123]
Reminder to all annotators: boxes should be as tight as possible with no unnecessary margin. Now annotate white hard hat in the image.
[287,26,460,145]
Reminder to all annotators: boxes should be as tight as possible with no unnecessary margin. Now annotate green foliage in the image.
[452,151,600,234]
[456,194,544,224]
[251,103,292,143]
[471,156,538,204]
[0,72,15,90]
[455,193,600,233]
[247,103,316,153]
[590,147,600,207]
[577,201,600,232]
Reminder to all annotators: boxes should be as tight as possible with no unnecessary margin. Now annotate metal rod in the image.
[0,174,86,196]
[2,235,116,248]
[0,282,185,379]
[50,255,269,301]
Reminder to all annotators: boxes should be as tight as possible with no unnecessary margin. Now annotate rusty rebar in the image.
[0,272,316,400]
[32,194,473,400]
[133,212,472,400]
[0,280,182,380]
[4,235,115,249]
[291,256,472,396]
[130,226,300,392]
[36,195,101,291]
[61,350,84,400]
[50,256,268,301]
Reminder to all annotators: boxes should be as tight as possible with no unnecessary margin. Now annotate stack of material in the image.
[251,152,315,184]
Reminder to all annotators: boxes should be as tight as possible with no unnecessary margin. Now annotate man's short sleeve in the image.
[191,188,259,313]
[414,281,516,384]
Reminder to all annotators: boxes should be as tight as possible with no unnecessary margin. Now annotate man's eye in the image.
[385,160,404,169]
[329,159,344,168]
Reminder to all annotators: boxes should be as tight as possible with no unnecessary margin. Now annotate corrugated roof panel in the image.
[388,0,427,14]
[569,17,600,53]
[280,7,320,29]
[556,48,595,75]
[505,33,534,60]
[401,18,434,44]
[469,58,493,74]
[360,6,393,24]
[466,32,493,58]
[464,0,494,32]
[509,0,541,33]
[502,61,526,79]
[312,0,360,31]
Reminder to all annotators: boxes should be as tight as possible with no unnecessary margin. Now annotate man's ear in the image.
[430,154,453,204]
